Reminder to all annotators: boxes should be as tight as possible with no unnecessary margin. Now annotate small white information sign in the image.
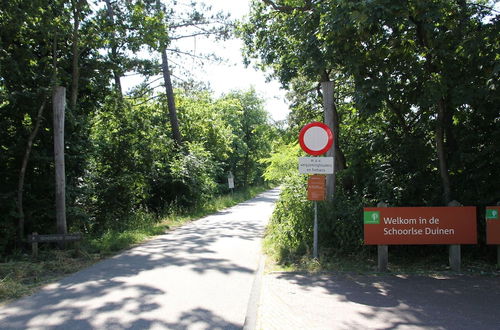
[228,177,235,189]
[299,157,334,174]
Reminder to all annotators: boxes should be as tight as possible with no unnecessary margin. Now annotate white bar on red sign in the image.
[298,157,334,174]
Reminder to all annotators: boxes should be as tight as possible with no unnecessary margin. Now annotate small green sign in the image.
[486,209,498,220]
[364,211,380,224]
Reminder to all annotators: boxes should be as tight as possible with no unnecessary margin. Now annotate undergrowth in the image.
[0,184,271,305]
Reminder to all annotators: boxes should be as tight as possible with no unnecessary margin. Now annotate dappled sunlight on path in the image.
[0,188,280,329]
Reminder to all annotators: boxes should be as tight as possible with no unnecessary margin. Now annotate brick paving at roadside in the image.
[255,272,500,330]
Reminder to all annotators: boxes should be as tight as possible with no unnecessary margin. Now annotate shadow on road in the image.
[274,272,500,329]
[0,188,280,329]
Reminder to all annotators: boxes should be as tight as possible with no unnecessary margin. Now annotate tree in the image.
[120,0,232,146]
[243,0,499,205]
[318,0,499,204]
[224,89,274,186]
[250,1,499,260]
[239,0,348,198]
[1,0,110,248]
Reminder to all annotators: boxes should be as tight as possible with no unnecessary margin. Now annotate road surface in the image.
[0,188,280,330]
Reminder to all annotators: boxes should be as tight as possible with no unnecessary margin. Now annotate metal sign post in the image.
[299,122,334,260]
[228,171,235,193]
[314,201,318,259]
[307,175,326,259]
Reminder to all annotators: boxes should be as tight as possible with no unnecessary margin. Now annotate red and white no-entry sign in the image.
[298,122,334,156]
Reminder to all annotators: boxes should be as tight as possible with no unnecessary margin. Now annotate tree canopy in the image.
[240,0,499,260]
[0,0,275,255]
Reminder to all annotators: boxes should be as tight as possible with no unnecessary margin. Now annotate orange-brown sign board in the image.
[364,207,477,245]
[307,175,326,201]
[486,206,500,245]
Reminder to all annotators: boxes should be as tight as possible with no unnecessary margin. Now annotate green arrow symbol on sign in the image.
[364,211,380,224]
[486,209,498,219]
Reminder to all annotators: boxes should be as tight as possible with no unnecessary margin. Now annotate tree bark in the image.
[104,0,123,96]
[161,48,182,146]
[70,0,84,111]
[409,13,453,205]
[332,101,346,172]
[321,78,348,199]
[321,80,335,200]
[436,98,452,204]
[53,87,67,235]
[155,0,182,146]
[17,100,46,241]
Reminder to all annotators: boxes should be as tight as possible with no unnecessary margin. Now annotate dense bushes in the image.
[242,0,499,266]
[265,174,367,263]
[0,84,275,256]
[79,88,274,237]
[0,0,279,257]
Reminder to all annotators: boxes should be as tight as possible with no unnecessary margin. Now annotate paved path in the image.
[257,272,500,330]
[0,188,280,330]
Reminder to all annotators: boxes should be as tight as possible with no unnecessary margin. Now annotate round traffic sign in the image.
[298,122,333,156]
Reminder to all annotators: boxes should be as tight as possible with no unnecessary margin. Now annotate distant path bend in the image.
[0,188,280,330]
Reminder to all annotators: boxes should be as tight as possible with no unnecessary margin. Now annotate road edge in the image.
[243,254,266,330]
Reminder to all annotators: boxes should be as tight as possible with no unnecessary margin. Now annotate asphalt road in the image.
[0,188,280,330]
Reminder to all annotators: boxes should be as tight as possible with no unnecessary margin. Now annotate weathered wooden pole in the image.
[53,86,67,235]
[497,245,500,267]
[321,81,335,201]
[447,200,462,272]
[377,202,389,272]
[496,202,500,267]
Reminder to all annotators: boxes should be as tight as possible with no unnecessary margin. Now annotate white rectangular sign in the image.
[299,157,334,174]
[228,177,235,189]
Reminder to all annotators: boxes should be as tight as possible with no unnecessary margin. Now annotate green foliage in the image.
[260,142,300,182]
[83,95,169,233]
[0,184,270,304]
[219,89,274,186]
[0,0,277,258]
[247,1,500,265]
[264,173,369,264]
[264,175,310,261]
[170,142,219,206]
[78,86,275,236]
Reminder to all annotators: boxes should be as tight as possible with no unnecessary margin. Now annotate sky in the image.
[123,0,291,122]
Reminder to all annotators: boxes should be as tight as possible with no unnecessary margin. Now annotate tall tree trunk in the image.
[17,101,46,241]
[322,80,335,201]
[70,0,84,111]
[104,0,123,96]
[332,101,346,172]
[53,86,67,235]
[160,47,182,146]
[155,0,182,146]
[436,98,452,204]
[409,14,453,205]
[321,77,347,199]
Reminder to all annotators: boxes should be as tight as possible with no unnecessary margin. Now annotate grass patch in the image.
[264,252,376,274]
[0,184,272,305]
[163,185,271,225]
[264,250,500,276]
[0,249,99,305]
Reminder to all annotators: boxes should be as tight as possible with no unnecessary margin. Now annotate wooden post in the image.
[321,81,335,201]
[378,245,388,272]
[449,245,461,272]
[53,86,67,236]
[32,232,39,258]
[497,202,500,267]
[448,200,461,272]
[377,202,388,272]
